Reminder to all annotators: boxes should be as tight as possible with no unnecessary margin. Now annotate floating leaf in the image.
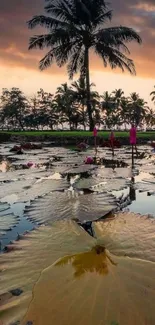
[62,164,97,176]
[0,178,69,202]
[0,221,94,324]
[136,180,155,193]
[74,176,129,192]
[0,202,10,212]
[93,212,155,262]
[23,214,155,325]
[140,164,155,175]
[24,191,117,223]
[94,167,132,179]
[0,213,18,236]
[1,213,155,324]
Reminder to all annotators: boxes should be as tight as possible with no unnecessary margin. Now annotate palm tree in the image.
[101,91,116,128]
[128,92,149,126]
[28,0,142,131]
[55,83,78,129]
[120,97,130,129]
[71,76,100,129]
[150,86,155,102]
[71,76,88,129]
[112,88,124,108]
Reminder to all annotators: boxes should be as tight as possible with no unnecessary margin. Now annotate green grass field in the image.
[1,130,155,139]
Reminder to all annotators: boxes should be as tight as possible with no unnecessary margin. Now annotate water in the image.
[0,194,36,249]
[0,143,155,249]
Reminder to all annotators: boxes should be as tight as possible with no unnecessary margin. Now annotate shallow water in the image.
[1,144,155,325]
[0,143,154,250]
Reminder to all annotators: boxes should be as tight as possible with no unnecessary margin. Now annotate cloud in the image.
[0,0,155,79]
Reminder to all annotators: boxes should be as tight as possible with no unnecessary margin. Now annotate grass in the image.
[1,130,155,139]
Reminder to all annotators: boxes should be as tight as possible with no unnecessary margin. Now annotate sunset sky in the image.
[0,0,155,105]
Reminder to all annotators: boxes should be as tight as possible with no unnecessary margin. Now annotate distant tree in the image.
[101,91,117,128]
[28,0,142,130]
[112,89,124,110]
[55,83,77,130]
[128,92,149,126]
[71,76,100,129]
[0,88,28,130]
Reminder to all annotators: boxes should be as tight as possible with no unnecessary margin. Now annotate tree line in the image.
[0,77,155,131]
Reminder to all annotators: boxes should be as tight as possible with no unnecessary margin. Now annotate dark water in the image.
[0,201,35,249]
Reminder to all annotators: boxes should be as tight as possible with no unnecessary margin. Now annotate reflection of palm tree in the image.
[129,176,136,201]
[55,245,116,278]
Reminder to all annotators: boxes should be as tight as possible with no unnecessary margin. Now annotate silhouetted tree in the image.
[28,0,142,130]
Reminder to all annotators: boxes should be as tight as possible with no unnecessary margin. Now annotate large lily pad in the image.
[24,191,117,224]
[94,212,155,262]
[0,221,94,324]
[1,213,155,324]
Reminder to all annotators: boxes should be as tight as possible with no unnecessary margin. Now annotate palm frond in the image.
[67,45,85,79]
[95,43,136,75]
[93,10,112,27]
[45,0,76,24]
[100,26,142,44]
[27,15,70,30]
[28,34,53,50]
[39,50,54,70]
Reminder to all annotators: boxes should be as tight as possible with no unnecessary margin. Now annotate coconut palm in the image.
[55,83,80,129]
[128,92,149,126]
[112,88,124,108]
[71,76,100,129]
[28,0,142,130]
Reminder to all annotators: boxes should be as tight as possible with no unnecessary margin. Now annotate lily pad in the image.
[74,176,129,192]
[0,202,10,212]
[0,221,94,324]
[94,212,155,262]
[1,212,155,324]
[0,178,69,202]
[0,213,19,236]
[24,191,117,223]
[62,164,97,176]
[136,180,155,193]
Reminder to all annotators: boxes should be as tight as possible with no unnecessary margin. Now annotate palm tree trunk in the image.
[85,47,94,131]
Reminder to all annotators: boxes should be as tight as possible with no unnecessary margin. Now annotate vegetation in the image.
[27,0,142,130]
[0,81,155,132]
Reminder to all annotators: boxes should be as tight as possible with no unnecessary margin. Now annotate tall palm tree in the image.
[150,86,155,102]
[28,0,142,130]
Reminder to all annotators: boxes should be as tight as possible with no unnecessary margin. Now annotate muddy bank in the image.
[0,132,152,146]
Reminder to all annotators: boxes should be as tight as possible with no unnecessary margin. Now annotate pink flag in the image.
[93,127,97,137]
[130,126,137,145]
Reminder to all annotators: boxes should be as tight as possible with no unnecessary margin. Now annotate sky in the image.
[0,0,155,106]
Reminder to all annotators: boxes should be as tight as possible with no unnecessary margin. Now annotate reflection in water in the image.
[55,245,116,278]
[0,160,10,172]
[129,176,136,202]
